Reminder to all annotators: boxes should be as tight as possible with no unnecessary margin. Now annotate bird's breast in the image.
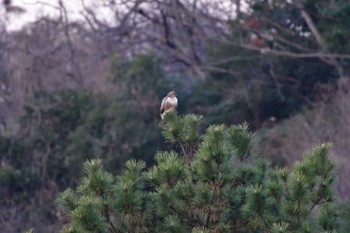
[168,97,178,105]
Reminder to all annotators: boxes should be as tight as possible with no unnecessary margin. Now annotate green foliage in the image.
[339,202,350,233]
[319,0,350,54]
[0,53,178,195]
[202,0,350,128]
[59,114,339,233]
[161,112,203,161]
[0,53,180,232]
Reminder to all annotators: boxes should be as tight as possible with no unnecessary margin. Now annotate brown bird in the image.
[160,91,178,123]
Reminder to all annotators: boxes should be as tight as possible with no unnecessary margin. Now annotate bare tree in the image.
[78,0,350,79]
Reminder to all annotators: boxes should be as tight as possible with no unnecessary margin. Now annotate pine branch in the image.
[178,141,187,160]
[169,204,204,228]
[204,205,211,228]
[104,206,117,233]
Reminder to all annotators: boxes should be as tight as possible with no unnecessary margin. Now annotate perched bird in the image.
[160,91,178,124]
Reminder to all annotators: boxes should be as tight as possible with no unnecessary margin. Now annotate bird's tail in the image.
[159,113,165,127]
[159,119,165,127]
[159,114,166,127]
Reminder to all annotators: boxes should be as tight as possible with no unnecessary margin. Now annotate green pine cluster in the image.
[58,113,337,233]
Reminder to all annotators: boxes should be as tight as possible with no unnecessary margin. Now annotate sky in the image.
[3,0,239,31]
[0,0,243,30]
[3,0,114,30]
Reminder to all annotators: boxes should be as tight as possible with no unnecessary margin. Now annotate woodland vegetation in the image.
[1,0,350,232]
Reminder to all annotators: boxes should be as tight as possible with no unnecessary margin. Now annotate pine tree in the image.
[58,113,338,233]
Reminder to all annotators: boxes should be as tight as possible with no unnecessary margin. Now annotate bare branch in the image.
[58,0,83,83]
[217,38,350,59]
[299,9,323,46]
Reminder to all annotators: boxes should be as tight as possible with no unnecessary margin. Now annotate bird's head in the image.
[168,91,176,97]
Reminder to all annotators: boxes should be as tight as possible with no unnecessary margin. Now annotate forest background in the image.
[1,0,350,232]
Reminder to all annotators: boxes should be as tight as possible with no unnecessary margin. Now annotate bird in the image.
[160,91,178,125]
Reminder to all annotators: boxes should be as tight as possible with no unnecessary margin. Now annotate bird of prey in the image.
[160,91,178,121]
